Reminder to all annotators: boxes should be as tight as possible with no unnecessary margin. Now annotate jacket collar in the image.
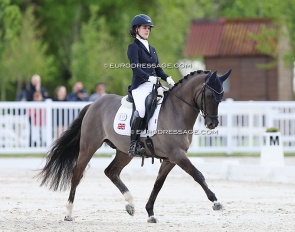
[134,38,151,54]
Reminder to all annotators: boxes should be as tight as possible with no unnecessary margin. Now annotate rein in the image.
[168,83,220,120]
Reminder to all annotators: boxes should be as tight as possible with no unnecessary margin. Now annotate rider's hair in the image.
[129,26,137,38]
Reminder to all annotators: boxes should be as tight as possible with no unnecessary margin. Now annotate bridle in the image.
[168,82,223,120]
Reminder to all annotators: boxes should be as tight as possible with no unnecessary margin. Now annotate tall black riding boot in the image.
[129,111,146,157]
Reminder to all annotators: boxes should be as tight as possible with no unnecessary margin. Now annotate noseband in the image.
[169,82,222,120]
[195,84,222,120]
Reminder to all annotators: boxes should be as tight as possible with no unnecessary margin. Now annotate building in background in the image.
[183,18,293,101]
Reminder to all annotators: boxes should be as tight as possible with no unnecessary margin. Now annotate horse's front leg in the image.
[145,160,175,223]
[171,153,223,211]
[104,150,135,215]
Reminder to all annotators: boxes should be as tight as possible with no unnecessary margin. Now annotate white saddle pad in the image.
[113,95,164,137]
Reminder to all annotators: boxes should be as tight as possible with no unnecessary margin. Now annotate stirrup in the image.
[129,141,146,157]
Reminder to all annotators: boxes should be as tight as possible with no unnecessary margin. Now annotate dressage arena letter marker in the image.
[260,132,284,167]
[269,135,279,146]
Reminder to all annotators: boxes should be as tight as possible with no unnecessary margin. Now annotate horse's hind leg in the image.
[64,163,82,221]
[145,160,175,223]
[104,150,134,215]
[172,154,223,210]
[65,143,103,221]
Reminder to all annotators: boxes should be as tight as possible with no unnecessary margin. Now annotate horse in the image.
[38,69,231,223]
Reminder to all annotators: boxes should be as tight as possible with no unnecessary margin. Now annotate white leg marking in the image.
[212,200,223,210]
[124,191,135,216]
[123,191,134,207]
[66,202,74,217]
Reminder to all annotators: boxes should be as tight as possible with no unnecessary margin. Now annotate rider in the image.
[127,14,175,157]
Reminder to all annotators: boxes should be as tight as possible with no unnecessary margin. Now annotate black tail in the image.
[38,104,91,191]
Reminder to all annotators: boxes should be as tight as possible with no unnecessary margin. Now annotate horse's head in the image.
[195,70,231,129]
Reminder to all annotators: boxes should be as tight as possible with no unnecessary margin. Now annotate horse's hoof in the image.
[147,216,158,223]
[125,204,135,216]
[212,202,223,211]
[64,215,74,221]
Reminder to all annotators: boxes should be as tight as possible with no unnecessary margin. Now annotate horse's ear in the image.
[206,71,217,84]
[219,69,231,83]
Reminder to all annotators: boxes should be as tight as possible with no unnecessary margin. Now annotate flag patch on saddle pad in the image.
[117,123,125,130]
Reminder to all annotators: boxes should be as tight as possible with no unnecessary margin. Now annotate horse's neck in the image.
[160,78,202,130]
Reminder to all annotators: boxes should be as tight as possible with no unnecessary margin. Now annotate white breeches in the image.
[132,82,153,118]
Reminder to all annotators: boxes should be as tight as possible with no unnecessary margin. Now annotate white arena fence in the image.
[0,99,294,155]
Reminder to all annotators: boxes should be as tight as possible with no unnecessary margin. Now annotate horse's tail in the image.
[38,104,91,191]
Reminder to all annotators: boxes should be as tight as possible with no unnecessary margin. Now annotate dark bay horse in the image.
[38,70,231,223]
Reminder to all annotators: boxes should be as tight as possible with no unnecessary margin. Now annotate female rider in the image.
[127,14,175,157]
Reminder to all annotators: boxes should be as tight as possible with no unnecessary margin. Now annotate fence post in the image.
[225,98,233,155]
[45,99,53,152]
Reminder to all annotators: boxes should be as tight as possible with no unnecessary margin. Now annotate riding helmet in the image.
[129,14,153,38]
[130,14,154,29]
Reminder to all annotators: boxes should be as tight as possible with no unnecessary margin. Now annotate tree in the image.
[37,0,98,81]
[70,5,127,95]
[149,0,202,80]
[0,6,56,100]
[0,0,22,100]
[3,0,295,98]
[218,0,295,64]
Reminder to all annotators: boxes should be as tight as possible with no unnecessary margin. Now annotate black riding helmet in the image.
[129,14,154,38]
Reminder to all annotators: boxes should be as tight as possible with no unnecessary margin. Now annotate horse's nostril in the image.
[207,122,217,129]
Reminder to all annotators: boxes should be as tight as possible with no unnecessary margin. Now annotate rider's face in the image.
[137,25,151,39]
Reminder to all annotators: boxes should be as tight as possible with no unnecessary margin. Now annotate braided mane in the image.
[169,70,211,91]
[163,70,211,103]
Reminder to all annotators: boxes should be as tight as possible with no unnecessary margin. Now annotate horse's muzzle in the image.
[205,118,219,129]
